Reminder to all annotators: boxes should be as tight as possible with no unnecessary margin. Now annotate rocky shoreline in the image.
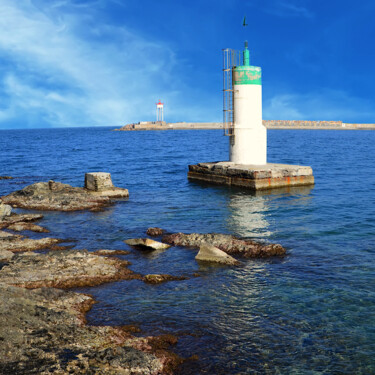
[0,177,287,374]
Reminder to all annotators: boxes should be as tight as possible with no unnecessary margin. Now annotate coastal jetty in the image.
[114,120,375,131]
[115,121,223,131]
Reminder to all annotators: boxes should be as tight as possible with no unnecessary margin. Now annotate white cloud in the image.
[263,89,375,122]
[0,0,195,128]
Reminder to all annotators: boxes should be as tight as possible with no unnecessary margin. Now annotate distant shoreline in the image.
[114,121,375,131]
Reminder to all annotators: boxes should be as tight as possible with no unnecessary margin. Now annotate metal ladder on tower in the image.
[222,48,241,136]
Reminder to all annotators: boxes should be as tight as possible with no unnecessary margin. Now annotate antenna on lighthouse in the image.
[156,100,164,123]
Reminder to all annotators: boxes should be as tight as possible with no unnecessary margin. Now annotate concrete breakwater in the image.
[115,120,375,131]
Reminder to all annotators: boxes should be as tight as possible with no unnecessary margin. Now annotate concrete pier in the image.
[188,162,314,190]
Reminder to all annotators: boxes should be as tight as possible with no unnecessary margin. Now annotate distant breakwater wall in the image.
[114,121,375,131]
[265,120,375,129]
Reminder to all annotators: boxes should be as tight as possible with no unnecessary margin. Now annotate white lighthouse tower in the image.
[188,39,314,190]
[156,100,164,122]
[230,41,266,165]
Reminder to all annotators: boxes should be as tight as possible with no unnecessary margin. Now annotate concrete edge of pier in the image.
[188,162,315,190]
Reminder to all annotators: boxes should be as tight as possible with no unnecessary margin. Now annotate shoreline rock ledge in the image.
[162,232,286,258]
[1,172,129,211]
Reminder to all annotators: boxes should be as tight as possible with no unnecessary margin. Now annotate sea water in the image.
[0,128,374,374]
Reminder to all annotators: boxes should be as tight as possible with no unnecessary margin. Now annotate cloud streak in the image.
[250,0,314,19]
[0,0,193,128]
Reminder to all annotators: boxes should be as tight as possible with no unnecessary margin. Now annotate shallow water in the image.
[1,128,374,374]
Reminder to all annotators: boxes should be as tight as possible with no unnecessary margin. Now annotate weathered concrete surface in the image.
[1,181,114,211]
[84,172,129,198]
[188,162,314,190]
[147,227,165,236]
[0,283,180,374]
[0,250,142,288]
[162,232,286,258]
[195,244,241,265]
[144,274,188,284]
[125,238,171,251]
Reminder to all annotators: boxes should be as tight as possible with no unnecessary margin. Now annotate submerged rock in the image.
[0,176,13,180]
[93,249,130,256]
[125,238,171,251]
[0,283,180,374]
[144,274,187,284]
[195,244,241,265]
[146,227,165,236]
[162,232,286,258]
[0,250,142,288]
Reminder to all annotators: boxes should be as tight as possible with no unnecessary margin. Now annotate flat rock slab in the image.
[1,181,125,211]
[0,284,179,374]
[125,238,171,251]
[196,244,241,265]
[0,249,14,262]
[7,222,49,233]
[0,213,44,229]
[162,232,286,258]
[188,162,314,190]
[0,250,142,288]
[0,202,12,220]
[0,234,62,253]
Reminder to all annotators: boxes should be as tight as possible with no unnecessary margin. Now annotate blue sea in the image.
[1,127,374,374]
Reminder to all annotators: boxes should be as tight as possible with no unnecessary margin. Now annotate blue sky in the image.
[0,0,374,129]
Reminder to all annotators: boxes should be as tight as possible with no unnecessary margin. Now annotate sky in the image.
[0,0,374,129]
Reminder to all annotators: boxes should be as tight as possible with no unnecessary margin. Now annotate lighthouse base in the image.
[188,162,314,190]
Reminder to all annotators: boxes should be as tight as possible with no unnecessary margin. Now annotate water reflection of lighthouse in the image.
[227,194,271,238]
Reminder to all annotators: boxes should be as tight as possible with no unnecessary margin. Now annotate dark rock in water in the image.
[162,232,286,258]
[143,274,188,284]
[0,250,142,288]
[0,176,13,180]
[93,249,131,256]
[0,284,180,374]
[1,181,114,211]
[146,227,165,236]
